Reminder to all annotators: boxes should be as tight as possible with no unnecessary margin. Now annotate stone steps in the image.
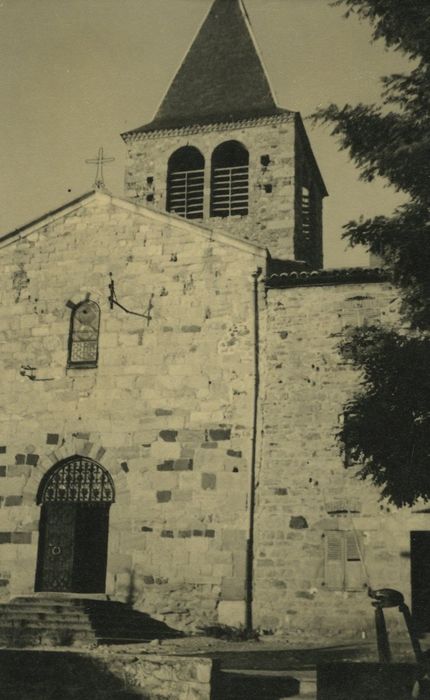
[0,596,182,647]
[1,609,163,629]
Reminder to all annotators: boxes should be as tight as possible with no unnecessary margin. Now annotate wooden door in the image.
[73,504,110,593]
[36,503,77,592]
[35,456,115,594]
[411,531,430,632]
[36,503,110,593]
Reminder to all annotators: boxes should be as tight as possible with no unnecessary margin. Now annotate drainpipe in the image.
[245,266,263,633]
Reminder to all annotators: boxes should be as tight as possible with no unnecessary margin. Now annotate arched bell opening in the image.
[35,455,115,594]
[166,146,205,219]
[210,140,249,218]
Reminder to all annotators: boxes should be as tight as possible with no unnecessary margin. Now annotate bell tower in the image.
[121,0,327,267]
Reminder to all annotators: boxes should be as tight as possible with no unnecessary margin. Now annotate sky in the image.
[0,0,411,267]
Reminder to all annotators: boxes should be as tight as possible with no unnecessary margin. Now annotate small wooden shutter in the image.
[345,531,365,591]
[324,531,344,590]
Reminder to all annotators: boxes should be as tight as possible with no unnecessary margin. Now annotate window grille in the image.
[211,141,249,218]
[167,147,204,220]
[68,300,100,368]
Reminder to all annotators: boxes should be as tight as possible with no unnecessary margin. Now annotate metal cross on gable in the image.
[85,147,115,191]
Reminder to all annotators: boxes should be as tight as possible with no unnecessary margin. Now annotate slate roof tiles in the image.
[124,0,286,136]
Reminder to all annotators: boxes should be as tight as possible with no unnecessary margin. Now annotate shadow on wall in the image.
[0,650,146,699]
[85,598,184,644]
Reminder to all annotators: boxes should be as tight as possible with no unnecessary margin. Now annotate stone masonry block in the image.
[159,430,178,442]
[12,465,31,478]
[46,433,59,445]
[11,532,32,544]
[222,529,247,551]
[181,325,201,333]
[201,473,217,490]
[5,496,23,507]
[290,516,308,529]
[157,491,172,503]
[209,428,231,441]
[221,577,245,601]
[179,530,192,538]
[157,460,175,471]
[95,446,106,461]
[174,459,193,471]
[72,432,90,440]
[232,551,247,579]
[227,449,242,458]
[218,600,246,627]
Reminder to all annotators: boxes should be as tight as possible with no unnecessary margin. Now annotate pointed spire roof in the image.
[127,0,286,135]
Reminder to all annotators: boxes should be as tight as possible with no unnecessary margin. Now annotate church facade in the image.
[0,0,425,641]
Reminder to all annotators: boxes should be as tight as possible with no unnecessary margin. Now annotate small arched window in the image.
[167,146,205,219]
[68,300,100,368]
[211,141,249,218]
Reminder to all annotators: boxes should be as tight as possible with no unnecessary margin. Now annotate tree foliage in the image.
[341,328,430,506]
[315,1,430,506]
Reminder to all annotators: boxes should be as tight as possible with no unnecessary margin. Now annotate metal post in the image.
[400,603,425,666]
[374,604,392,663]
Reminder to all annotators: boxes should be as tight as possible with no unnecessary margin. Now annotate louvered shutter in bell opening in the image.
[345,531,365,591]
[324,531,344,590]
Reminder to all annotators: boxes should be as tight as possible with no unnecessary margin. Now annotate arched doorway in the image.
[35,455,115,593]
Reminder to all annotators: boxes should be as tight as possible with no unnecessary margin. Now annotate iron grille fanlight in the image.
[39,456,115,504]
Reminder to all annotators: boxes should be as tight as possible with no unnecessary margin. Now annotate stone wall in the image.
[124,115,322,262]
[254,280,415,640]
[0,192,265,629]
[0,649,218,700]
[110,652,217,700]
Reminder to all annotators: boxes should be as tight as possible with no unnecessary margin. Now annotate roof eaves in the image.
[121,110,294,142]
[266,267,391,289]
